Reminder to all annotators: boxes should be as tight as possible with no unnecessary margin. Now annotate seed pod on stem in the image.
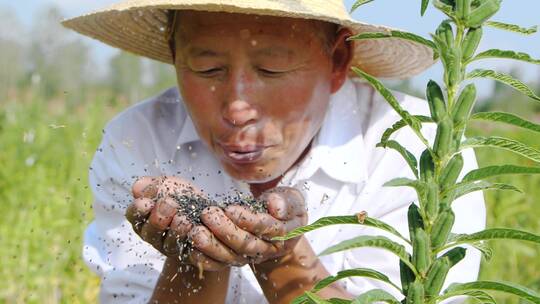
[426,80,448,123]
[412,228,431,276]
[430,208,456,248]
[406,281,425,304]
[424,257,452,297]
[456,0,471,21]
[434,118,454,158]
[439,154,464,191]
[462,27,483,62]
[452,84,477,126]
[466,0,501,28]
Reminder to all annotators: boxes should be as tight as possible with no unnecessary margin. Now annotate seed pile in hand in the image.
[169,188,268,225]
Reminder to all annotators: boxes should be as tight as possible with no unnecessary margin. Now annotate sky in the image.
[2,0,540,97]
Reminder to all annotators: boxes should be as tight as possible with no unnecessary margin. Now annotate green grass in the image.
[1,93,539,303]
[0,94,122,303]
[467,121,540,303]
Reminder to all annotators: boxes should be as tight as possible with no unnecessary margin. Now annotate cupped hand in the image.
[125,176,249,271]
[198,186,308,265]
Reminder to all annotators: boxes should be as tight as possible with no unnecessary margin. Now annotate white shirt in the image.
[85,77,486,303]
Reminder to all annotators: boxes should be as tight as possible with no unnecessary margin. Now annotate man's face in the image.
[174,11,351,183]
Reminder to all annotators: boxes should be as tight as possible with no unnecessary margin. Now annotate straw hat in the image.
[62,0,435,79]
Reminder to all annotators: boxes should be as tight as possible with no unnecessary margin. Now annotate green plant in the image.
[275,0,540,303]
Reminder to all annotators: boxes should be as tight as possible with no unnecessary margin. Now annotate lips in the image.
[219,144,267,164]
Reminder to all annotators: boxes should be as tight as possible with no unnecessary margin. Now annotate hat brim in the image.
[62,1,436,79]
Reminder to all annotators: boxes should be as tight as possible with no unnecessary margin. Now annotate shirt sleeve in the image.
[340,147,486,303]
[84,128,165,303]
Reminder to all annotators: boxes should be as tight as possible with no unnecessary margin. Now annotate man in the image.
[63,1,486,303]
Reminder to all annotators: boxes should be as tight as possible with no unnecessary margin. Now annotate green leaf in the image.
[379,116,434,146]
[351,289,401,304]
[352,68,428,147]
[485,21,538,35]
[433,0,455,18]
[421,0,430,16]
[318,235,414,274]
[462,165,540,183]
[350,0,375,13]
[470,49,540,64]
[295,294,352,304]
[384,177,420,188]
[273,215,409,245]
[443,281,540,303]
[377,140,419,178]
[328,299,351,304]
[447,180,522,200]
[470,241,493,261]
[273,216,358,241]
[471,111,540,133]
[348,31,437,52]
[450,228,540,247]
[467,69,540,103]
[312,269,401,294]
[439,290,496,304]
[461,136,540,163]
[304,291,334,304]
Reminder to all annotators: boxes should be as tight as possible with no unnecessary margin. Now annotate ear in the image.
[329,27,355,94]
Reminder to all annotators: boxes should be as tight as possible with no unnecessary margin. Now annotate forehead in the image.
[175,10,321,42]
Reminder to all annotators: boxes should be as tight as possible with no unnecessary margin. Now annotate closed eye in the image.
[258,68,286,77]
[195,68,224,77]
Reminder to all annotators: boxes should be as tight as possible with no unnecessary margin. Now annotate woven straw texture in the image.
[62,0,436,79]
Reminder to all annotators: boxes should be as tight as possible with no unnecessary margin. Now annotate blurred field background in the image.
[1,3,540,304]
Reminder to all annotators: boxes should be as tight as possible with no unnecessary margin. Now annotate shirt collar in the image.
[174,77,369,187]
[175,106,199,148]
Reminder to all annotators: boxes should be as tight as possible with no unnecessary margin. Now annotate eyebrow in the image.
[186,46,296,58]
[187,47,226,58]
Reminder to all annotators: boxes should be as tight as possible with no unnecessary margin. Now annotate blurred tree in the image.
[27,5,92,100]
[0,8,26,100]
[145,59,177,94]
[109,51,143,103]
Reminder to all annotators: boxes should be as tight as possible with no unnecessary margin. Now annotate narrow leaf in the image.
[352,289,401,304]
[471,111,540,133]
[273,216,358,241]
[461,136,540,163]
[470,241,493,261]
[304,291,334,304]
[439,290,496,304]
[312,269,401,294]
[447,180,522,200]
[273,215,408,245]
[470,49,540,64]
[485,21,538,35]
[450,228,540,247]
[467,69,540,102]
[379,116,434,146]
[377,140,419,178]
[384,177,420,188]
[443,281,540,303]
[462,165,540,183]
[318,235,414,273]
[350,0,375,13]
[433,0,455,18]
[352,67,427,145]
[348,31,437,52]
[421,0,430,16]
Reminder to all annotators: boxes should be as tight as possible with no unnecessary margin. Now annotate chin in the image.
[223,163,283,184]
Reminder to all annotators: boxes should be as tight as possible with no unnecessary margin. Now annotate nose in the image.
[222,72,260,127]
[223,99,259,126]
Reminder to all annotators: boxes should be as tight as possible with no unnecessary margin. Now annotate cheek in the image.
[176,72,220,137]
[270,78,330,141]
